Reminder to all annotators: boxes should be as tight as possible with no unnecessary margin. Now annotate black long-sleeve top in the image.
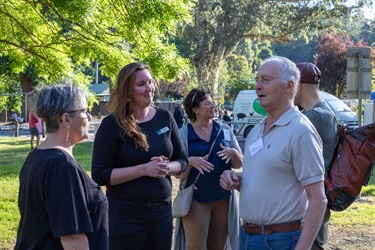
[91,107,188,202]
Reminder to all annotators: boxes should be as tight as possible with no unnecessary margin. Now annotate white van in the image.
[232,90,359,137]
[232,90,266,137]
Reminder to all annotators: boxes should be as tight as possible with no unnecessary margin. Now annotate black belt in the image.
[242,220,303,235]
[130,201,168,208]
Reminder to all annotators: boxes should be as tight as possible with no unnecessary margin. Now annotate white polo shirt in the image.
[240,106,324,225]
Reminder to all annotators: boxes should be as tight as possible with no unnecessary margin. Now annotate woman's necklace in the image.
[195,120,209,130]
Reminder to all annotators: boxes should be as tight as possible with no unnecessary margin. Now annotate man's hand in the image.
[220,170,241,191]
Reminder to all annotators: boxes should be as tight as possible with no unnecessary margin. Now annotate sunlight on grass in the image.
[0,176,19,249]
[0,137,374,249]
[330,200,375,226]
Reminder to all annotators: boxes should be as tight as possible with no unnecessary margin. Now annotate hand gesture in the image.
[189,155,214,175]
[217,143,234,164]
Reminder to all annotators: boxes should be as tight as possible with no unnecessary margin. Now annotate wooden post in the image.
[14,120,19,137]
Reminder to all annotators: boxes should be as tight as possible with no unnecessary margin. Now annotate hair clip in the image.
[191,92,198,103]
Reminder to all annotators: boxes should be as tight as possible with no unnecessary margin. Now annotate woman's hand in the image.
[143,155,169,179]
[217,143,234,164]
[189,155,214,175]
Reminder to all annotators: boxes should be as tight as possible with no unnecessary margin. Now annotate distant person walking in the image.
[222,111,232,122]
[173,101,185,129]
[28,111,40,149]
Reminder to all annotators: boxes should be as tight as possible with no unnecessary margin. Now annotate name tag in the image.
[223,129,231,141]
[249,137,264,156]
[157,126,170,135]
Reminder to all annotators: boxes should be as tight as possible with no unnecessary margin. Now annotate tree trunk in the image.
[195,59,221,99]
[20,73,36,93]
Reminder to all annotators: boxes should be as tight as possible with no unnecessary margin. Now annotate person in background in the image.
[222,110,232,122]
[295,62,337,250]
[173,100,185,129]
[15,84,108,250]
[220,56,327,250]
[91,62,188,250]
[174,88,243,250]
[217,109,224,120]
[28,111,40,149]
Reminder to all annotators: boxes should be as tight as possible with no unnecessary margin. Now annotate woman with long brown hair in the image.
[92,62,188,250]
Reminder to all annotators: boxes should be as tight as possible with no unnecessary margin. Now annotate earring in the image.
[66,127,70,142]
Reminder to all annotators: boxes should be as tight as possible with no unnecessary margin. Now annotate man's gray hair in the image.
[36,84,87,133]
[261,56,300,97]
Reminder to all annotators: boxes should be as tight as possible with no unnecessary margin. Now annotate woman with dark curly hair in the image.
[174,87,243,250]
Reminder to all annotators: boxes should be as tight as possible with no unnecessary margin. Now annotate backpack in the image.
[325,122,375,211]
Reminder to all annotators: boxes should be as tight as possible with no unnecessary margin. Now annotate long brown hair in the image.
[107,62,150,151]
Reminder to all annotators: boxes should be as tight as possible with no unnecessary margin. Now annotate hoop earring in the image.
[66,127,70,142]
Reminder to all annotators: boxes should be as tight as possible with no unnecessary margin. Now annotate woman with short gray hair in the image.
[15,84,109,250]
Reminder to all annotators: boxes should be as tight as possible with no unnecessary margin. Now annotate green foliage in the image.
[0,57,23,111]
[226,70,255,103]
[220,52,255,103]
[272,34,318,64]
[0,0,192,86]
[182,0,362,98]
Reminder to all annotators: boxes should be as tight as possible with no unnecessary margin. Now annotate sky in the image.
[363,2,374,19]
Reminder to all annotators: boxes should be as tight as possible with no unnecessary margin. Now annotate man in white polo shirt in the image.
[220,56,327,250]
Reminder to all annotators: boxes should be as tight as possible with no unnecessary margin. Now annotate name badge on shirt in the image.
[249,137,264,156]
[223,129,231,141]
[157,126,170,135]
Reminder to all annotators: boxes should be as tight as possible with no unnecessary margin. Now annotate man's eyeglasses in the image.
[67,109,91,117]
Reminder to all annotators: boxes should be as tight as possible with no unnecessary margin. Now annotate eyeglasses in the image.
[67,109,91,117]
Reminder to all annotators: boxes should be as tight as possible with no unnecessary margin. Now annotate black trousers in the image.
[108,197,173,250]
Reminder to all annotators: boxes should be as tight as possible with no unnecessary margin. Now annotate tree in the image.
[315,30,354,97]
[179,0,364,98]
[315,30,375,98]
[0,0,192,93]
[157,77,188,100]
[0,57,23,112]
[272,34,318,64]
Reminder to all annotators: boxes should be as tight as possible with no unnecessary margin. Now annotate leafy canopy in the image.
[0,0,192,84]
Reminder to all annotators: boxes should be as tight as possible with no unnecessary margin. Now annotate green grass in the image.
[0,137,374,249]
[330,201,375,226]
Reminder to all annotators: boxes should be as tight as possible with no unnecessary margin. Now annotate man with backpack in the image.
[220,56,327,250]
[295,62,337,250]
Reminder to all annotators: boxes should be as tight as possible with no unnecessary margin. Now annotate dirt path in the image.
[326,225,375,250]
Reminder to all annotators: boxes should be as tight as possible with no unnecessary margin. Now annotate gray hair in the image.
[261,56,300,97]
[36,84,87,133]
